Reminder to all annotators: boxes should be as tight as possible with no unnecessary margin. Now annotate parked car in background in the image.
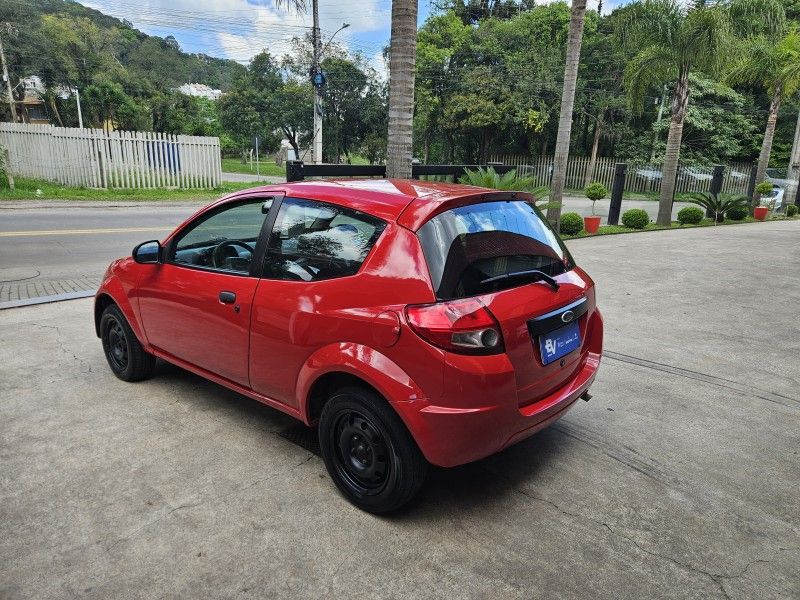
[94,180,603,513]
[762,184,784,210]
[635,167,662,182]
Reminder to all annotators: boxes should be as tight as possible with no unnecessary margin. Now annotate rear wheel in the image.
[318,386,427,513]
[100,304,155,382]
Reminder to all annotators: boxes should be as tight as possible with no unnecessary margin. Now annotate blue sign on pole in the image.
[312,71,327,88]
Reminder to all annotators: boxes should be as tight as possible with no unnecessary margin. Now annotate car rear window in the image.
[416,200,575,300]
[263,197,386,281]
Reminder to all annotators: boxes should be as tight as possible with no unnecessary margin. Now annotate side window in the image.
[170,200,267,274]
[263,197,386,281]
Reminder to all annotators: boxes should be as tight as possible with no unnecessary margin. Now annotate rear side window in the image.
[263,197,386,281]
[417,200,575,300]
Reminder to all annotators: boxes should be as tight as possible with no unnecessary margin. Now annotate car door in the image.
[137,198,273,386]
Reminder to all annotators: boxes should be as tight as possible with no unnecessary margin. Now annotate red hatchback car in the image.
[95,179,603,512]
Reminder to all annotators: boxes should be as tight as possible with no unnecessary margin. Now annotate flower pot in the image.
[754,206,769,221]
[584,215,601,234]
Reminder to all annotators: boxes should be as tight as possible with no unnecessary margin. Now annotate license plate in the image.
[539,321,581,365]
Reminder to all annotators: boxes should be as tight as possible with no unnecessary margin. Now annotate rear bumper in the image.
[394,309,603,468]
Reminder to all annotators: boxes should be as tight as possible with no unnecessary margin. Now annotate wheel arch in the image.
[297,343,427,427]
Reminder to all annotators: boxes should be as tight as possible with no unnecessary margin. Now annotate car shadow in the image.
[151,358,576,516]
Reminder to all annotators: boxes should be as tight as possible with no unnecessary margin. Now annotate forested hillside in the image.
[0,0,245,134]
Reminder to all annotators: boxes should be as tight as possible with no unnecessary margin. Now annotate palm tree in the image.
[727,32,800,202]
[617,0,785,226]
[546,0,588,230]
[386,0,418,179]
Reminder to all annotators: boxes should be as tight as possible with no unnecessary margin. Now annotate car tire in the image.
[100,304,156,382]
[318,386,427,513]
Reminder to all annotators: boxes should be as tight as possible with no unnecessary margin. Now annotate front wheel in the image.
[318,386,427,513]
[100,304,156,382]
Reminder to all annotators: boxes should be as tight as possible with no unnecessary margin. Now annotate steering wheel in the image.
[211,240,254,268]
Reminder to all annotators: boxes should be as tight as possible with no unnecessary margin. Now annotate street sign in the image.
[312,71,327,88]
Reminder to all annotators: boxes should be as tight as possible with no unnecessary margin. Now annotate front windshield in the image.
[416,200,575,300]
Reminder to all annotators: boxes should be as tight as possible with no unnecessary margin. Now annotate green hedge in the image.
[677,206,704,225]
[560,212,584,235]
[621,208,650,229]
[787,204,798,217]
[727,205,749,221]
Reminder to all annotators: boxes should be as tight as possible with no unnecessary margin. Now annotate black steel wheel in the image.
[319,386,427,513]
[100,304,156,382]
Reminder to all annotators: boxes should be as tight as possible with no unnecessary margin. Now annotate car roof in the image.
[224,179,531,229]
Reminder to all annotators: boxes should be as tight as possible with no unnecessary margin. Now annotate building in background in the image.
[177,83,223,101]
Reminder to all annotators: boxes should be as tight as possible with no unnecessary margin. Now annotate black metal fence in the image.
[285,161,515,183]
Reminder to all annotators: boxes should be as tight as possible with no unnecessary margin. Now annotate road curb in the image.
[0,290,96,310]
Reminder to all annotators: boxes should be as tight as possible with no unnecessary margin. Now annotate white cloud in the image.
[84,0,390,65]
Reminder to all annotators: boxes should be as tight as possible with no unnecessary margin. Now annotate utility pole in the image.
[786,109,800,206]
[650,84,668,162]
[311,0,322,164]
[0,25,17,122]
[74,87,84,128]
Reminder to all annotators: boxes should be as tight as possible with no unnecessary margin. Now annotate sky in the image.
[82,0,614,78]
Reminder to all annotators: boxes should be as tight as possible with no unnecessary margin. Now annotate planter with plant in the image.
[583,182,608,233]
[754,181,774,220]
[686,192,749,224]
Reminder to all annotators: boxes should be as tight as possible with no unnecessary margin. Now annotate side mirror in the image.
[133,240,162,264]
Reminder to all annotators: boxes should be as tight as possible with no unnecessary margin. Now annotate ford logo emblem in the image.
[561,310,575,323]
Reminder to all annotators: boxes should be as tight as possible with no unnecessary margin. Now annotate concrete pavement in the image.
[1,221,798,599]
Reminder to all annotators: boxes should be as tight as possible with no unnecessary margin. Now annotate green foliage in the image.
[585,182,608,200]
[786,204,798,217]
[677,206,704,224]
[755,181,774,195]
[621,208,650,229]
[726,204,750,220]
[686,192,750,223]
[460,166,536,190]
[0,144,9,189]
[559,212,585,235]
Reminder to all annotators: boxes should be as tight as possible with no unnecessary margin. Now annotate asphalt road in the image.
[0,196,692,303]
[1,221,798,598]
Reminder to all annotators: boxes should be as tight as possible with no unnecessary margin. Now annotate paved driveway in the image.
[1,221,798,599]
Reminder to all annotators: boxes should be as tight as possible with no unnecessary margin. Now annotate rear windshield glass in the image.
[417,200,575,300]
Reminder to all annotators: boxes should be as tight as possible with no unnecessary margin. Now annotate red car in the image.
[95,180,603,512]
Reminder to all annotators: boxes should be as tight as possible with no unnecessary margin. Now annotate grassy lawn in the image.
[0,178,258,202]
[220,158,285,177]
[562,214,800,239]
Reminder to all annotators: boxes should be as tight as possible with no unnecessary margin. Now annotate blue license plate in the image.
[538,321,581,365]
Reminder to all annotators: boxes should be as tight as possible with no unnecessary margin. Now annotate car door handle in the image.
[219,291,236,304]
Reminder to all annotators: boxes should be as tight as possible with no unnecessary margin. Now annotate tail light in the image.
[405,298,504,355]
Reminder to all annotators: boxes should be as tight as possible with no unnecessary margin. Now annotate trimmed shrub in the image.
[560,212,584,235]
[755,181,773,196]
[787,204,798,217]
[677,206,704,225]
[621,208,650,229]
[727,205,749,221]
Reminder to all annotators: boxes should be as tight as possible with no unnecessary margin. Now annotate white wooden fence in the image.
[0,122,222,189]
[488,154,753,196]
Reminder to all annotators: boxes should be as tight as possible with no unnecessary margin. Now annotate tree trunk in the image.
[786,109,800,207]
[385,0,418,179]
[546,0,588,230]
[49,96,64,128]
[752,89,782,202]
[584,110,604,188]
[657,67,690,226]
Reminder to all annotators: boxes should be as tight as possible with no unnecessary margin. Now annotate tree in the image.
[386,0,418,178]
[546,0,588,229]
[726,31,800,201]
[617,0,785,225]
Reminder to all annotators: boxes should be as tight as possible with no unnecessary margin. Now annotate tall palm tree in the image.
[386,0,418,179]
[546,0,588,229]
[617,0,785,226]
[727,32,800,202]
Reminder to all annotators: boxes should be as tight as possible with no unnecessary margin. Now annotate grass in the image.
[220,157,285,177]
[0,177,259,202]
[561,214,800,239]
